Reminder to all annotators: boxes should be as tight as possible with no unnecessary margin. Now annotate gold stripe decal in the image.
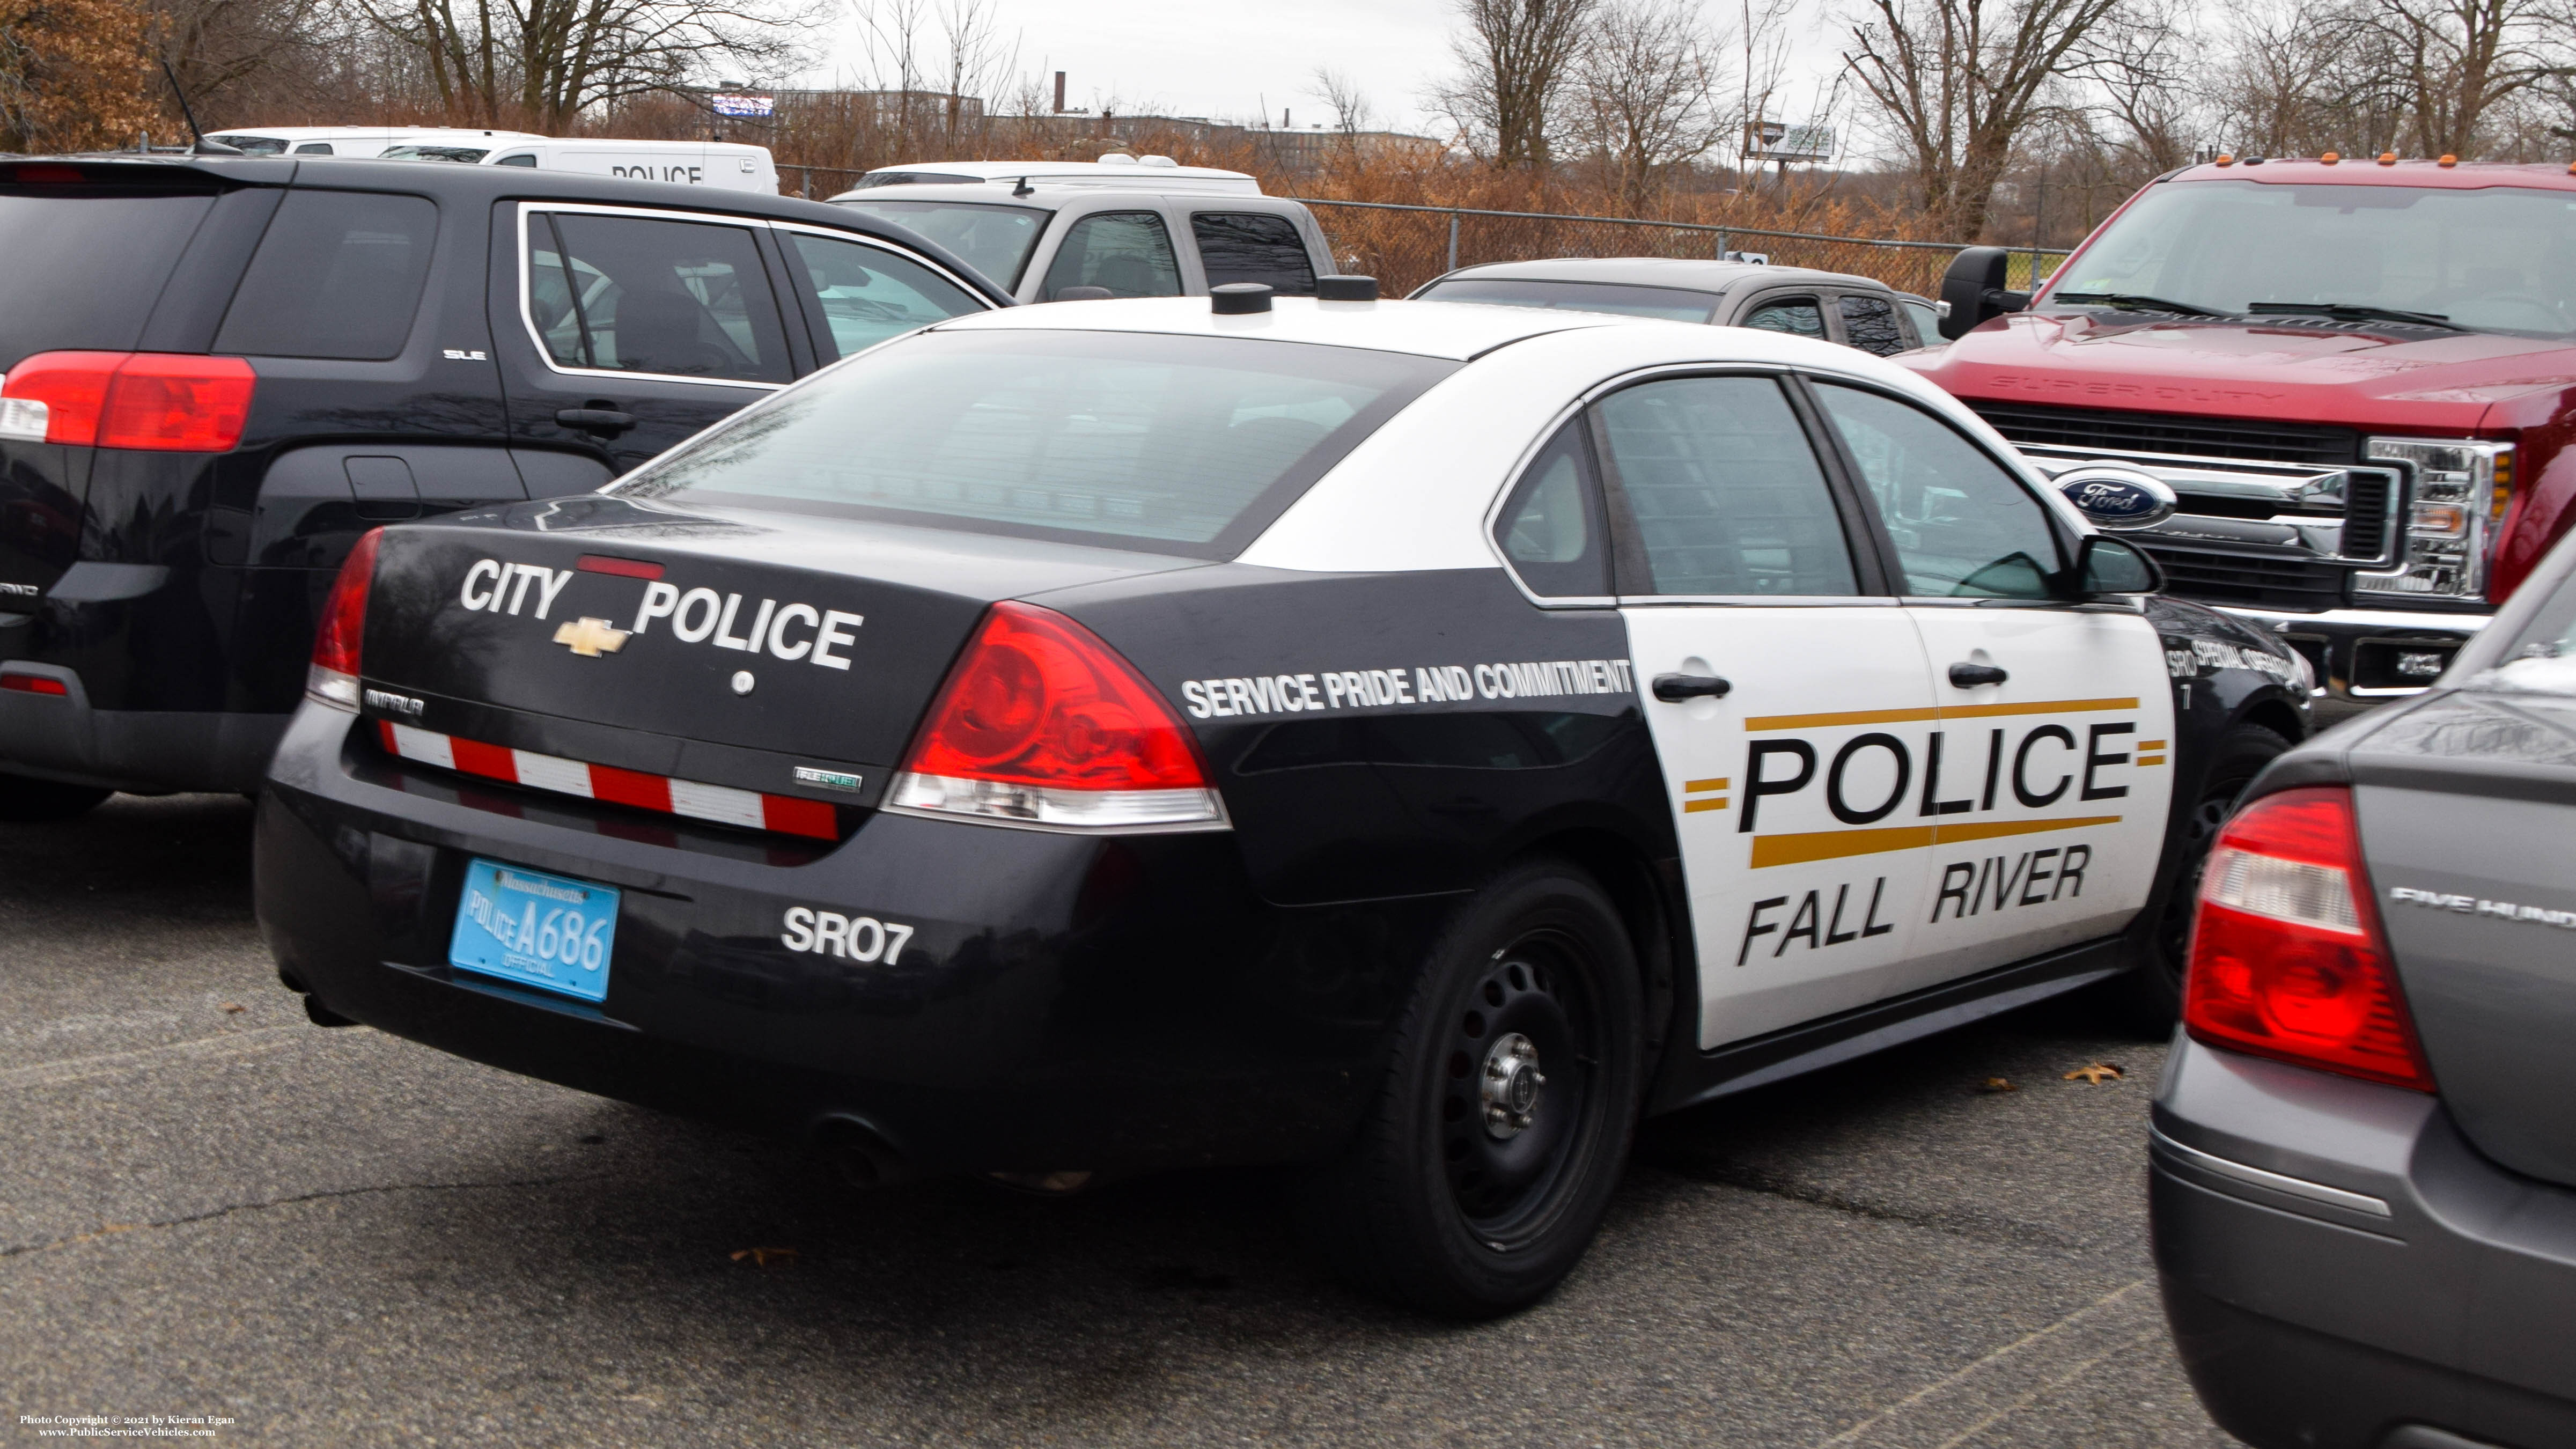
[1683,799,1729,813]
[1750,814,2124,868]
[1743,697,2141,733]
[1684,777,1730,792]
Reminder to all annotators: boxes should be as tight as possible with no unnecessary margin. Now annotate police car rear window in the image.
[614,330,1457,558]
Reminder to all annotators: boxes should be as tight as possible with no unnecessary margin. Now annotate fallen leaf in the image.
[2064,1062,2126,1084]
[1977,1077,2016,1093]
[730,1247,798,1266]
[219,1003,246,1014]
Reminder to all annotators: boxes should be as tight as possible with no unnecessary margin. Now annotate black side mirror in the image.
[1938,246,2030,340]
[2073,534,2164,597]
[1051,285,1114,302]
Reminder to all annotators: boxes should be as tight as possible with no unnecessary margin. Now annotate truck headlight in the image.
[2360,438,2511,601]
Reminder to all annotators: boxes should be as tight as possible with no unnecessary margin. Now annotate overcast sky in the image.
[801,0,1854,144]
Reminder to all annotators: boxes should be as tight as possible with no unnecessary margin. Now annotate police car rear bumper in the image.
[0,657,286,793]
[2152,1034,2576,1449]
[255,702,1434,1175]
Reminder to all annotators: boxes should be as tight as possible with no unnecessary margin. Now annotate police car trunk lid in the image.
[355,501,1198,803]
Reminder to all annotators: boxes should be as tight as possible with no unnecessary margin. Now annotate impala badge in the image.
[554,616,631,658]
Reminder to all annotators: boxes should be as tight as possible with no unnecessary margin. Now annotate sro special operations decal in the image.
[1713,696,2164,966]
[1180,658,1636,719]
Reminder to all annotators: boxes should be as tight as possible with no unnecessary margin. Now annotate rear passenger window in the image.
[1194,212,1318,294]
[1740,296,1824,339]
[526,211,790,384]
[1492,421,1610,598]
[785,233,981,360]
[1042,212,1181,299]
[1837,295,1907,356]
[215,190,438,361]
[1593,376,1859,597]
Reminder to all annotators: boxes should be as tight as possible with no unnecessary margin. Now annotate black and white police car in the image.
[254,281,2312,1315]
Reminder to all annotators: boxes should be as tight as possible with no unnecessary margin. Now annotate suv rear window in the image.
[0,188,218,360]
[616,330,1455,557]
[216,190,439,360]
[1193,212,1317,294]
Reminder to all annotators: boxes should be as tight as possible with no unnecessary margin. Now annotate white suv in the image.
[832,155,1335,303]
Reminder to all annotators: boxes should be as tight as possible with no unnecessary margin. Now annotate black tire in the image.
[0,773,111,823]
[2113,723,2291,1025]
[1297,857,1646,1318]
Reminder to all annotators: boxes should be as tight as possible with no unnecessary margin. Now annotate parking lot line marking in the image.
[0,1026,307,1092]
[1814,1277,2157,1448]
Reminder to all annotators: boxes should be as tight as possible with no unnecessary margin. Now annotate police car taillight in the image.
[0,351,255,451]
[887,601,1225,830]
[2183,786,2434,1092]
[306,528,384,712]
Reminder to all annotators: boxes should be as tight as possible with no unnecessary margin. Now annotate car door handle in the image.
[1948,662,2010,688]
[556,408,636,436]
[1652,673,1733,702]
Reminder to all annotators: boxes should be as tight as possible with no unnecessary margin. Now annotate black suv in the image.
[0,156,1005,819]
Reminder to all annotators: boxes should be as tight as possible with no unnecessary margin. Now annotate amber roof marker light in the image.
[2379,152,2398,165]
[2439,153,2459,167]
[2321,151,2341,164]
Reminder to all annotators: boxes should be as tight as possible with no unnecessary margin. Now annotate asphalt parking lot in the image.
[3,793,2240,1447]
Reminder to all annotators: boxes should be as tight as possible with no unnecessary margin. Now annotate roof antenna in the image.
[1012,175,1034,196]
[158,60,241,155]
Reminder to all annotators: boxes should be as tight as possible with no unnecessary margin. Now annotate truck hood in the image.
[1901,311,2576,432]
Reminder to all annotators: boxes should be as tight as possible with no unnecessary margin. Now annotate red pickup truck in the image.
[1903,157,2576,709]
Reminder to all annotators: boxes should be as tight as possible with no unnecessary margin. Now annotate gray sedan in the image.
[1410,256,1938,356]
[2152,521,2576,1448]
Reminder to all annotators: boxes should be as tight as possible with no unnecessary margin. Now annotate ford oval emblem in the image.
[2055,466,2177,529]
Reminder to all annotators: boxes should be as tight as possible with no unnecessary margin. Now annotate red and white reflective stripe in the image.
[378,720,838,840]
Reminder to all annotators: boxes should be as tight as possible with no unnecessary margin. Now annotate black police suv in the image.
[2155,520,2576,1449]
[0,155,1003,820]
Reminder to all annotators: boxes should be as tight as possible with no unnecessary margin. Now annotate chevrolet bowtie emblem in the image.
[553,616,630,658]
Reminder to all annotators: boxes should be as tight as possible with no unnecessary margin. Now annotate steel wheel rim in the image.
[1436,928,1601,1246]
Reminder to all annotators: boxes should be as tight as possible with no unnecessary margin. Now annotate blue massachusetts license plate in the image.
[448,858,620,1003]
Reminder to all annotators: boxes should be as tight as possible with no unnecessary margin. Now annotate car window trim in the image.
[765,218,996,316]
[769,224,995,364]
[1795,367,2088,605]
[520,202,951,393]
[1567,363,1895,605]
[1483,414,1618,607]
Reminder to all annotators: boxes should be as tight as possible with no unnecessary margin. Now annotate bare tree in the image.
[1433,0,1599,168]
[2355,0,2570,156]
[1311,64,1373,137]
[1,0,157,150]
[1842,0,2127,237]
[1572,0,1733,211]
[363,0,823,129]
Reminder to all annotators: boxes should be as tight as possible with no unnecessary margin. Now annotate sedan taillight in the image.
[2183,786,2435,1092]
[887,601,1224,830]
[306,528,384,712]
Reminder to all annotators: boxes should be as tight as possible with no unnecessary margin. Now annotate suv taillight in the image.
[887,601,1224,830]
[2183,786,2435,1091]
[0,351,256,451]
[306,529,384,711]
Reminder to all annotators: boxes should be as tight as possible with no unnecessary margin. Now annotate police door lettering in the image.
[1929,845,2091,922]
[1724,699,2138,874]
[1738,876,1897,964]
[780,907,914,962]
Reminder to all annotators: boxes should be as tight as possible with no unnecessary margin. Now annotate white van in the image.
[475,139,778,194]
[202,126,548,158]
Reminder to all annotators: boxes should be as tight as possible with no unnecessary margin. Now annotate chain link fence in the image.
[776,167,2069,300]
[1292,198,2066,299]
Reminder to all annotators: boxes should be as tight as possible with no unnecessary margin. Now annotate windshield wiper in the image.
[2048,290,2227,317]
[2246,301,2466,331]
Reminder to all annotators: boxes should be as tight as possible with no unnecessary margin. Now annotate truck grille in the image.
[2138,545,2347,611]
[1969,402,2360,468]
